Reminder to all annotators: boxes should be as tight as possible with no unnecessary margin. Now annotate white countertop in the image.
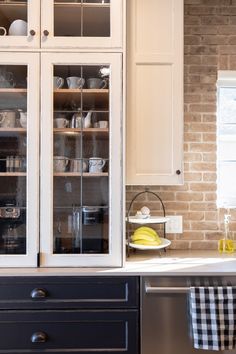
[0,250,236,276]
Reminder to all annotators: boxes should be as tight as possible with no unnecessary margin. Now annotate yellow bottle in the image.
[218,213,234,253]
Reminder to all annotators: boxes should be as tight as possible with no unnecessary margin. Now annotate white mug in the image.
[9,20,27,36]
[53,76,64,89]
[0,27,6,36]
[70,158,88,173]
[54,156,69,172]
[54,118,68,128]
[89,157,106,173]
[87,78,107,89]
[66,76,85,89]
[98,120,108,129]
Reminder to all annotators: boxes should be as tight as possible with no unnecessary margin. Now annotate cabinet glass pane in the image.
[0,0,28,37]
[53,64,110,255]
[0,64,27,255]
[54,0,110,38]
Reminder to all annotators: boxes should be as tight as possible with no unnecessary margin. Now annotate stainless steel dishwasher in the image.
[141,276,236,354]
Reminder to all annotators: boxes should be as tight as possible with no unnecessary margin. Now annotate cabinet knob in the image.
[43,30,49,37]
[176,170,181,175]
[30,288,47,299]
[31,331,48,343]
[30,29,36,36]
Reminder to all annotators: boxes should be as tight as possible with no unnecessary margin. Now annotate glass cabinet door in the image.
[0,53,39,267]
[41,53,122,267]
[41,0,123,49]
[0,0,40,48]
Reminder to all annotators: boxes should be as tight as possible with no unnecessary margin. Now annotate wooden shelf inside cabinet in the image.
[0,1,27,4]
[54,172,108,177]
[54,128,109,135]
[0,89,27,93]
[54,2,110,8]
[0,89,27,102]
[0,172,26,176]
[54,89,109,108]
[0,128,26,133]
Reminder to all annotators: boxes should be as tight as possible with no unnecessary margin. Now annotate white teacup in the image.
[66,76,85,89]
[98,120,108,129]
[0,27,6,36]
[87,78,107,89]
[89,157,106,173]
[9,20,27,36]
[54,118,68,128]
[70,158,88,173]
[53,76,64,89]
[54,156,69,172]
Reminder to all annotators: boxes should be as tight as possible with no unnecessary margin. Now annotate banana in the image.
[131,233,156,242]
[133,239,162,246]
[134,226,157,237]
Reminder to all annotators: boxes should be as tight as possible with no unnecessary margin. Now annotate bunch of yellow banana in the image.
[131,226,162,246]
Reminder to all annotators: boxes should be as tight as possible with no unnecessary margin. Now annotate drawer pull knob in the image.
[176,170,181,175]
[43,29,49,37]
[31,288,47,299]
[31,331,47,343]
[30,29,36,36]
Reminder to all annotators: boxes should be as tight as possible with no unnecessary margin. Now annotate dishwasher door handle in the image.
[145,285,189,294]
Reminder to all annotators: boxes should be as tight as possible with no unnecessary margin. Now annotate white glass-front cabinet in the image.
[40,53,123,267]
[0,1,40,48]
[0,0,123,50]
[0,52,39,267]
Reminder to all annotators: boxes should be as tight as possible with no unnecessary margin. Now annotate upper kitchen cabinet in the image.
[126,0,183,185]
[40,52,123,267]
[0,0,124,50]
[41,0,124,50]
[0,52,39,267]
[0,0,40,49]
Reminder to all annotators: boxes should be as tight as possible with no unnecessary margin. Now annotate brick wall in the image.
[126,0,236,250]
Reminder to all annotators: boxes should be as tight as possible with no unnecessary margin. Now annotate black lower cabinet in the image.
[0,276,139,354]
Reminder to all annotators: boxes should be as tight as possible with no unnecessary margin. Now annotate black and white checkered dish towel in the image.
[189,287,236,351]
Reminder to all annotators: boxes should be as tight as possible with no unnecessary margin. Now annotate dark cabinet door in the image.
[0,309,139,354]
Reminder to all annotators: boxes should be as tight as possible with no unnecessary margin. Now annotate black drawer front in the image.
[0,310,139,354]
[0,276,139,309]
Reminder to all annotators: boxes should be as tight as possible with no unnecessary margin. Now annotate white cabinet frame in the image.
[41,0,123,50]
[0,53,39,267]
[40,52,123,267]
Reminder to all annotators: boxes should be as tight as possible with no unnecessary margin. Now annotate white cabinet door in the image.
[40,52,123,267]
[0,53,39,267]
[41,0,123,50]
[126,0,183,185]
[0,1,40,48]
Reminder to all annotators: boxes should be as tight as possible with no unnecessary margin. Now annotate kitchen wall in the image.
[126,0,236,250]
